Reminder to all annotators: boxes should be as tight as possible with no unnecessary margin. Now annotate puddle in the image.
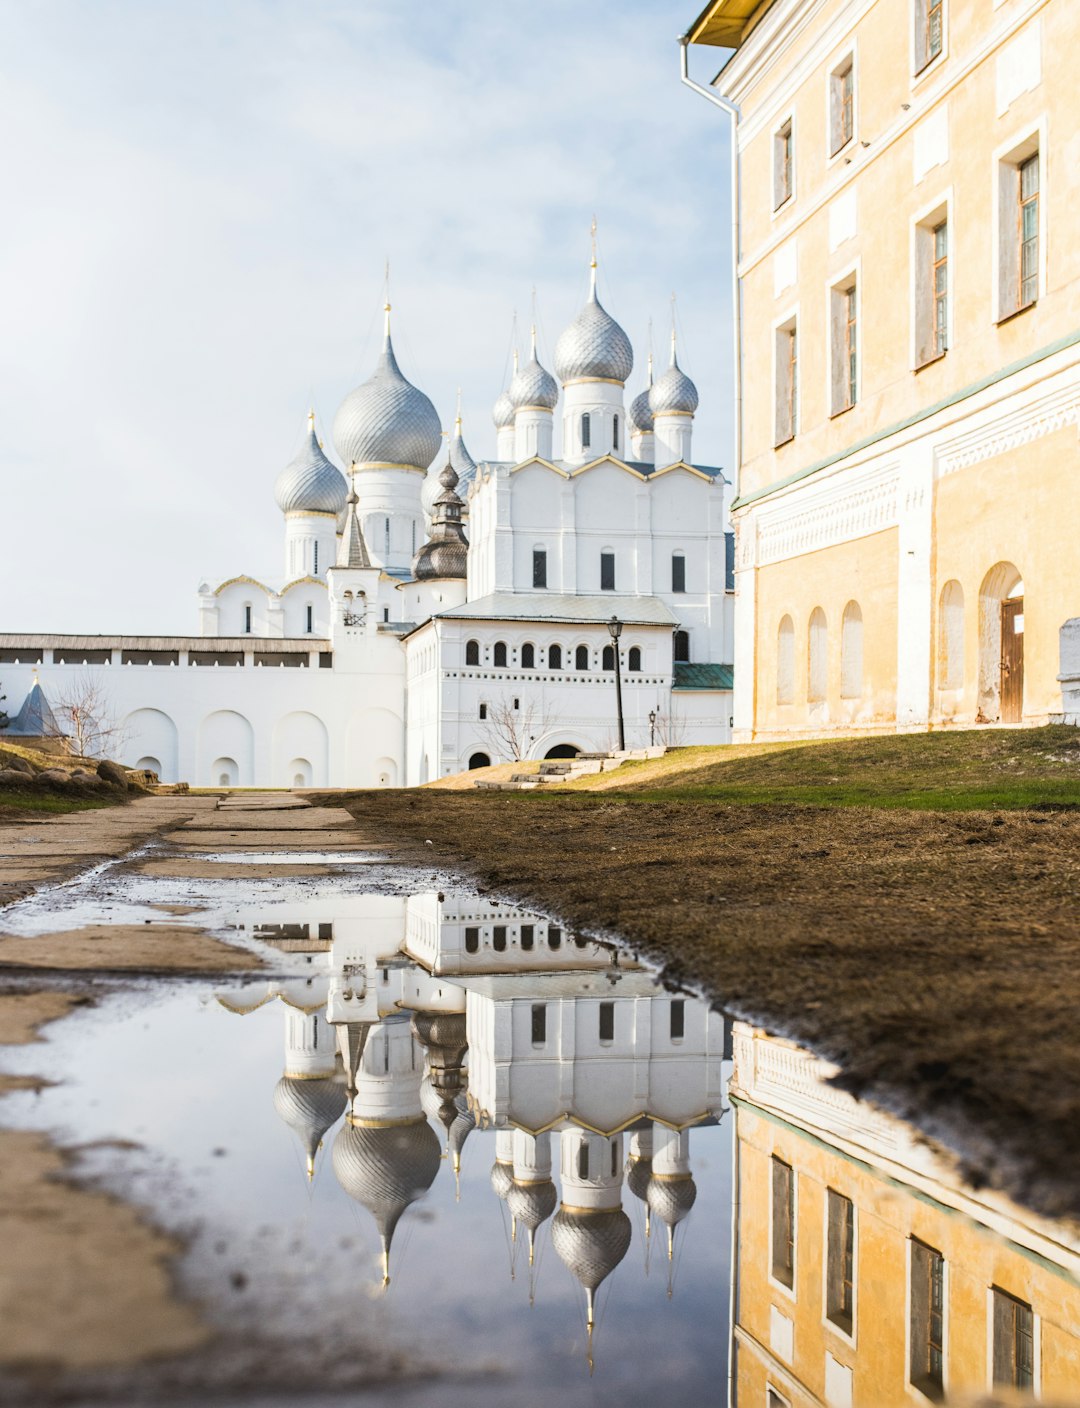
[2,862,1080,1404]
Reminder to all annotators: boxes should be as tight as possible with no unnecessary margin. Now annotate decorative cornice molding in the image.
[751,461,900,568]
[935,381,1080,477]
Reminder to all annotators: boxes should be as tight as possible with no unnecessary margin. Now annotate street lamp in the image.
[607,616,625,752]
[648,709,657,747]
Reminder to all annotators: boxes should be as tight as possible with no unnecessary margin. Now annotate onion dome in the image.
[412,463,469,581]
[491,1157,515,1200]
[492,388,515,431]
[629,351,655,434]
[449,414,478,491]
[649,333,699,417]
[626,1153,652,1206]
[332,1116,442,1284]
[554,263,633,386]
[552,1207,632,1325]
[333,305,442,472]
[646,1174,698,1231]
[508,327,558,410]
[274,414,349,515]
[273,1075,348,1177]
[508,1179,557,1235]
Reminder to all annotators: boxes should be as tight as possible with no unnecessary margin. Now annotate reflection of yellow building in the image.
[684,0,1080,739]
[729,1024,1080,1405]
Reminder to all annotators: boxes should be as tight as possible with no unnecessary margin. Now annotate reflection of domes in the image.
[491,1159,514,1200]
[332,1118,442,1278]
[273,1076,347,1163]
[554,276,633,386]
[646,1175,698,1229]
[333,318,442,471]
[507,1178,557,1231]
[552,1207,632,1294]
[274,422,349,515]
[626,1155,652,1205]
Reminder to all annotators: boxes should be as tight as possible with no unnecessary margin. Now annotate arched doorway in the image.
[468,752,491,771]
[978,562,1023,722]
[545,744,581,760]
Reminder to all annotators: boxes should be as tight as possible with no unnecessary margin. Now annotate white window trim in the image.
[911,0,948,85]
[909,187,953,370]
[771,109,797,217]
[991,116,1047,324]
[826,256,862,419]
[821,1185,859,1348]
[772,303,800,447]
[767,1153,798,1303]
[905,1237,950,1404]
[825,41,858,169]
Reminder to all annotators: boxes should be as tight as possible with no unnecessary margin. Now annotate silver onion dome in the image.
[274,418,349,516]
[646,1175,698,1229]
[449,417,478,492]
[552,1207,632,1294]
[491,1158,514,1200]
[554,267,633,386]
[333,310,442,471]
[509,329,558,410]
[507,1178,557,1233]
[629,388,654,434]
[626,1154,652,1205]
[492,388,515,430]
[649,339,699,417]
[332,1117,441,1246]
[273,1075,348,1162]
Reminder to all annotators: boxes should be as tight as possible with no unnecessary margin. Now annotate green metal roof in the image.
[673,662,734,690]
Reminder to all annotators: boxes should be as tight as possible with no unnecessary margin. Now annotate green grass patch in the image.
[0,789,120,815]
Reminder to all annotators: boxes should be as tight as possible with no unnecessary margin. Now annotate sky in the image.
[1,0,733,634]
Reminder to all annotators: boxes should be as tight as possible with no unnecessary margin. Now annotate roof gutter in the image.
[678,34,742,497]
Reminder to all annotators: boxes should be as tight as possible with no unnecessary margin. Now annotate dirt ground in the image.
[336,786,1080,1222]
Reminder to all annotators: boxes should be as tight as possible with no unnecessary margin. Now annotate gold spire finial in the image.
[511,1214,518,1244]
[306,1153,315,1181]
[590,214,598,268]
[455,387,463,433]
[667,1225,675,1262]
[380,1244,391,1288]
[528,1227,536,1267]
[307,407,315,430]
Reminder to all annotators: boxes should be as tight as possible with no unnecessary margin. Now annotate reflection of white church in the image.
[215,889,726,1345]
[1,259,733,787]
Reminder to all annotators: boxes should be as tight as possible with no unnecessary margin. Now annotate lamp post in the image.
[648,709,657,747]
[607,616,625,752]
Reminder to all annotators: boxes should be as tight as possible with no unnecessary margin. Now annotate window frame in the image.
[828,262,861,418]
[773,308,799,446]
[826,48,857,162]
[628,645,642,672]
[465,639,480,666]
[823,1187,857,1342]
[600,551,616,592]
[772,112,796,213]
[521,642,536,669]
[993,122,1046,324]
[575,643,590,672]
[913,0,946,79]
[493,641,508,668]
[674,630,691,664]
[989,1286,1038,1393]
[769,1155,797,1296]
[672,551,687,594]
[548,642,563,670]
[533,547,548,589]
[907,1237,947,1402]
[911,192,953,370]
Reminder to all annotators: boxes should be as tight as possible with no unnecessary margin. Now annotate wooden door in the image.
[1001,598,1024,723]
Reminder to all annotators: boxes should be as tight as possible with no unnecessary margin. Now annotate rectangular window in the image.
[598,1001,615,1043]
[932,222,948,356]
[464,926,480,953]
[548,925,562,949]
[826,1189,855,1334]
[915,0,944,73]
[992,1288,1034,1389]
[774,318,798,444]
[830,57,855,156]
[831,278,858,415]
[771,1157,795,1289]
[384,517,391,556]
[997,140,1040,320]
[479,702,487,721]
[600,552,616,591]
[773,119,794,209]
[531,1003,546,1045]
[244,604,252,634]
[915,209,949,367]
[533,549,547,589]
[306,603,313,634]
[1019,154,1039,309]
[493,925,507,952]
[909,1240,945,1400]
[520,923,534,950]
[670,998,685,1040]
[672,555,686,593]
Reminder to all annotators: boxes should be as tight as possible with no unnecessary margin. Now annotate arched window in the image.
[468,752,491,771]
[613,414,619,452]
[575,644,589,671]
[464,926,480,953]
[628,646,641,671]
[493,641,507,667]
[306,604,313,634]
[602,644,615,671]
[548,643,562,670]
[777,615,795,705]
[672,552,686,593]
[465,639,480,665]
[521,643,535,669]
[581,412,591,448]
[808,607,827,703]
[840,601,863,699]
[938,580,964,689]
[577,1143,590,1180]
[674,630,690,663]
[244,603,252,634]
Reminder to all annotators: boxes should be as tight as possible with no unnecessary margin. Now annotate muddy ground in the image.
[336,787,1080,1222]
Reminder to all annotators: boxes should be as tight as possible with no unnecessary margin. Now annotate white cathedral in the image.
[1,260,734,787]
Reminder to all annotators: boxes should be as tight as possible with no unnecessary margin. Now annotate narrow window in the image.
[808,607,827,703]
[674,630,690,663]
[581,412,591,448]
[533,549,547,588]
[915,0,944,72]
[383,606,389,622]
[993,1288,1035,1389]
[575,644,589,671]
[549,643,562,669]
[577,1142,590,1179]
[244,604,252,634]
[775,319,798,443]
[548,925,562,949]
[826,1190,855,1333]
[493,925,507,952]
[611,1141,619,1178]
[845,287,858,408]
[411,519,416,554]
[774,119,794,209]
[521,643,535,669]
[598,1001,615,1043]
[531,1003,546,1045]
[493,641,507,667]
[384,517,390,557]
[479,702,487,721]
[777,615,795,705]
[628,646,641,671]
[521,924,535,951]
[306,603,313,634]
[465,639,480,666]
[672,553,686,593]
[932,221,948,356]
[313,542,319,575]
[613,414,619,452]
[513,697,520,710]
[1019,155,1039,310]
[830,57,854,155]
[840,601,863,700]
[909,1240,945,1400]
[464,926,480,954]
[771,1157,795,1289]
[600,552,616,591]
[602,644,615,671]
[831,280,858,414]
[670,999,685,1040]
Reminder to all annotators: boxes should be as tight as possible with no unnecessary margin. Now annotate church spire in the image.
[336,484,372,570]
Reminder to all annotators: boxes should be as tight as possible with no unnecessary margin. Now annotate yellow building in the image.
[729,1023,1080,1405]
[682,0,1080,739]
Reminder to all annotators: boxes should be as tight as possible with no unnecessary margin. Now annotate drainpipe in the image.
[678,35,742,493]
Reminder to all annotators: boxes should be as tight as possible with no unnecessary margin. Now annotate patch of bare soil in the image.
[0,925,264,974]
[335,790,1080,1221]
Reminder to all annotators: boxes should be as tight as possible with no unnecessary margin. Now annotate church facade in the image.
[1,264,733,786]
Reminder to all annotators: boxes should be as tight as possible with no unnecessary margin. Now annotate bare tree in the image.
[478,693,549,763]
[651,707,687,748]
[45,671,130,760]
